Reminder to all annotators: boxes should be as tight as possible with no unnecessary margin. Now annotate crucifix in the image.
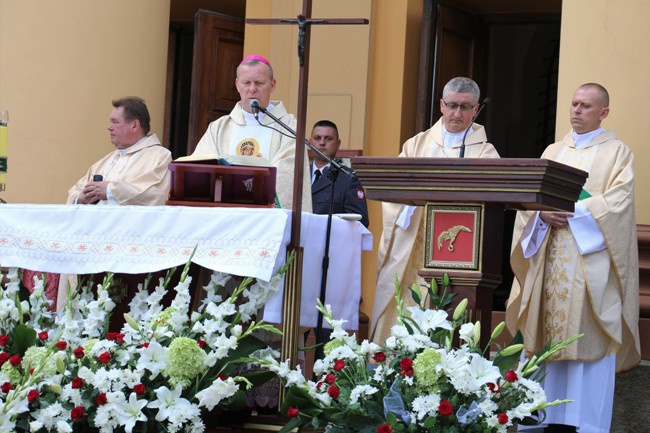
[247,1,368,374]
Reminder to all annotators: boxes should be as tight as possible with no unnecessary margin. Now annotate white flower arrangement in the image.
[252,276,581,433]
[0,254,292,433]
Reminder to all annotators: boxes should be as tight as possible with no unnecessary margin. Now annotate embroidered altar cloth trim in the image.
[0,204,288,282]
[0,204,373,329]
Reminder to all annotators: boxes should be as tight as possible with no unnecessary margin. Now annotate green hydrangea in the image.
[413,348,443,392]
[23,346,61,378]
[323,339,346,356]
[163,337,206,388]
[1,360,23,385]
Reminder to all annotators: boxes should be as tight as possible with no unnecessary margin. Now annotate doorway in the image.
[417,0,563,309]
[165,0,246,159]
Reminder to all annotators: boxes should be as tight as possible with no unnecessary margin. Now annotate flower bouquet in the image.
[253,275,581,433]
[0,254,290,433]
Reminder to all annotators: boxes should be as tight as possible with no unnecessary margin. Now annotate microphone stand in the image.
[311,159,345,361]
[459,98,490,158]
[253,103,350,359]
[253,104,355,179]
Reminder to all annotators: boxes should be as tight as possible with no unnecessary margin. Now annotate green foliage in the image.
[214,334,268,374]
[12,323,36,357]
[492,330,524,375]
[240,369,277,388]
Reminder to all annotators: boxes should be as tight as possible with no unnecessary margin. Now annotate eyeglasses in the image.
[442,100,477,112]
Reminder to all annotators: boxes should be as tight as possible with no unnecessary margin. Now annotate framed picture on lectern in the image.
[423,203,482,271]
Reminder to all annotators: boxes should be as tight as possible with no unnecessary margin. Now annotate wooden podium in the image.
[351,157,588,344]
[167,161,277,208]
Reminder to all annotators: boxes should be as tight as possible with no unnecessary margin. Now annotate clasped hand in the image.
[540,211,573,228]
[78,180,108,204]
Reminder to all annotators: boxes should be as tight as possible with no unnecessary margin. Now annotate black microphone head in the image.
[249,99,260,109]
[482,97,491,106]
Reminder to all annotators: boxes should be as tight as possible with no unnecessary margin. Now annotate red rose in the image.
[98,352,111,365]
[438,400,453,416]
[71,377,84,389]
[327,384,340,399]
[56,341,67,351]
[9,355,21,367]
[316,381,323,390]
[1,382,13,393]
[139,342,150,348]
[217,374,227,381]
[133,383,146,395]
[287,406,299,417]
[333,359,345,371]
[27,389,40,403]
[372,352,386,363]
[0,335,8,346]
[325,373,336,384]
[71,406,85,420]
[38,331,48,341]
[377,423,392,433]
[498,413,509,424]
[196,339,207,349]
[29,368,34,375]
[0,352,8,366]
[505,369,518,383]
[107,333,125,344]
[73,347,85,359]
[400,357,414,376]
[487,382,501,393]
[96,393,108,405]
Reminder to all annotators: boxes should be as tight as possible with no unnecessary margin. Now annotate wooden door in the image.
[187,10,244,154]
[416,2,483,132]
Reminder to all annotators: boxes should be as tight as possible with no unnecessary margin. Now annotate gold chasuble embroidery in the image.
[542,143,612,361]
[229,123,273,159]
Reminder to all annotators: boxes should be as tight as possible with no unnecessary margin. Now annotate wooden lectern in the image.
[166,161,277,208]
[351,157,588,344]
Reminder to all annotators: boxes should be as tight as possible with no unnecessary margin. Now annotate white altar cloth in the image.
[0,204,372,329]
[265,213,373,329]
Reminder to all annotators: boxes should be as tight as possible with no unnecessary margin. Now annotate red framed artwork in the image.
[424,203,483,270]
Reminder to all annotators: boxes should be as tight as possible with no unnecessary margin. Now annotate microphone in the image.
[249,98,261,115]
[459,97,491,158]
[93,175,103,182]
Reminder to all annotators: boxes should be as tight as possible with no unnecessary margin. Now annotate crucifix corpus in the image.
[246,1,368,375]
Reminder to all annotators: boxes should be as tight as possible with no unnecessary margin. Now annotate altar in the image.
[0,204,372,329]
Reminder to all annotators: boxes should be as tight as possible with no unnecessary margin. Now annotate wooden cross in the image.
[246,1,368,374]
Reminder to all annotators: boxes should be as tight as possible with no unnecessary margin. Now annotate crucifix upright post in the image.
[247,1,368,373]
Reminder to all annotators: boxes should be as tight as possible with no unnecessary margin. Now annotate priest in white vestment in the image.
[58,97,172,309]
[370,77,500,345]
[192,55,312,213]
[67,97,171,206]
[507,83,640,433]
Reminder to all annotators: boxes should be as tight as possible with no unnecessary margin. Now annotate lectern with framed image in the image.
[352,157,588,345]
